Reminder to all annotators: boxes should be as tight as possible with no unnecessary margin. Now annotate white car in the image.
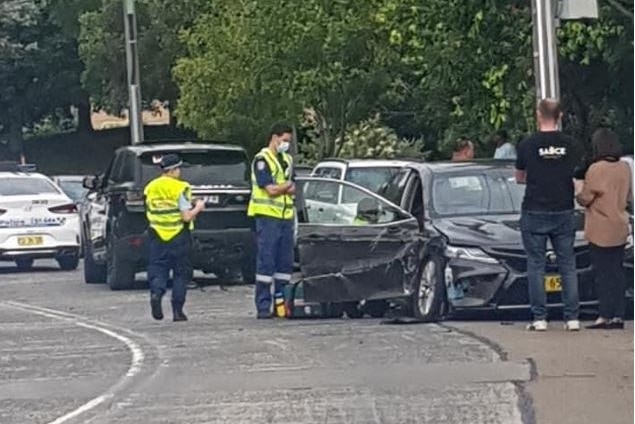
[307,159,413,223]
[0,171,81,270]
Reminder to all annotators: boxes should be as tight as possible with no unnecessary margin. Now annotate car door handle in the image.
[386,226,401,234]
[304,233,340,242]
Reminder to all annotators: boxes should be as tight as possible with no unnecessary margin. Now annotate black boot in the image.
[150,293,164,321]
[172,302,188,322]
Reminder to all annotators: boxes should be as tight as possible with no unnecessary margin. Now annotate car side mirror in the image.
[83,175,100,190]
[82,175,96,190]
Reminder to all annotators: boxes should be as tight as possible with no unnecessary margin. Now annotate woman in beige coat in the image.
[576,129,632,329]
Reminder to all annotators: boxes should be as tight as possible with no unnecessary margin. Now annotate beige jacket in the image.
[577,160,632,247]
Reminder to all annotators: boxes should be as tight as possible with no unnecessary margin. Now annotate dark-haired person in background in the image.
[576,128,632,330]
[492,130,517,159]
[516,98,581,332]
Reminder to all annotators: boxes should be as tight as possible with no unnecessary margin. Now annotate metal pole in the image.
[531,0,560,101]
[123,0,144,144]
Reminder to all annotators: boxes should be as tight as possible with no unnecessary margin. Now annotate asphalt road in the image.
[0,261,533,424]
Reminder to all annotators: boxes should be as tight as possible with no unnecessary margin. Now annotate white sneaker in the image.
[526,320,548,331]
[564,320,580,331]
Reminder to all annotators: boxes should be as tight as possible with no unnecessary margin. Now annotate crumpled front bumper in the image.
[443,247,633,310]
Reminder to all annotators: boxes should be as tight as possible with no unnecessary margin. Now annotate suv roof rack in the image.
[0,161,37,172]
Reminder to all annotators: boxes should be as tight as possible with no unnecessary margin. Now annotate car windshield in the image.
[432,170,524,216]
[0,178,59,196]
[57,179,87,202]
[343,167,400,203]
[140,150,249,186]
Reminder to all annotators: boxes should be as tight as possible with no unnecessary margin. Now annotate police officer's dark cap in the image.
[160,154,183,171]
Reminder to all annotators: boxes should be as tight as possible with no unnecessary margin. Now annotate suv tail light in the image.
[49,204,78,214]
[125,191,144,207]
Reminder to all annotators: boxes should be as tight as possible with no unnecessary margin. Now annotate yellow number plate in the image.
[17,236,43,246]
[544,275,562,293]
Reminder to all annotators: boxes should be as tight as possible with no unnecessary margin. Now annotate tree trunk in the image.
[76,93,94,134]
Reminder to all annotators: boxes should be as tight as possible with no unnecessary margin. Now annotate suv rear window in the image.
[0,178,59,196]
[140,150,249,186]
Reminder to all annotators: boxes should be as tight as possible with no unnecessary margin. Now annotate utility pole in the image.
[123,0,144,144]
[531,0,560,101]
[531,0,599,101]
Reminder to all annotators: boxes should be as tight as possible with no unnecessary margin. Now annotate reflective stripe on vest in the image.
[144,175,192,242]
[247,148,294,220]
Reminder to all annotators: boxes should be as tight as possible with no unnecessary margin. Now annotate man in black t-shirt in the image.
[515,99,580,332]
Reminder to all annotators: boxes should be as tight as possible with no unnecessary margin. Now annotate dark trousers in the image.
[147,230,192,307]
[590,244,626,320]
[520,210,580,321]
[254,217,294,313]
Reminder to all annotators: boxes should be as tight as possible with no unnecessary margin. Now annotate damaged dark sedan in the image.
[294,161,634,321]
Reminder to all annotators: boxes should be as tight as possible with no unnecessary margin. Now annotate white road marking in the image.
[3,301,146,424]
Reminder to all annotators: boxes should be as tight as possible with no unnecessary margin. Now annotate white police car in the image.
[0,166,81,270]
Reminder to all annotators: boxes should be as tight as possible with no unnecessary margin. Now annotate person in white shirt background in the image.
[492,130,517,160]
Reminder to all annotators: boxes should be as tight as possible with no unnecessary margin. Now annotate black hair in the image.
[496,129,508,140]
[592,128,622,160]
[269,121,293,139]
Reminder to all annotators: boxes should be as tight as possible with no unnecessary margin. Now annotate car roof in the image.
[118,141,246,155]
[316,158,417,168]
[408,159,515,174]
[52,175,84,181]
[0,172,50,179]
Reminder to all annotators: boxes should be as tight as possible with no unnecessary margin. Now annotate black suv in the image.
[81,142,255,290]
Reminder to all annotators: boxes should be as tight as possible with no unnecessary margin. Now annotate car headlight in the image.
[445,245,498,264]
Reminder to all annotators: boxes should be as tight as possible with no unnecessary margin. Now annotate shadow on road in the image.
[0,265,66,274]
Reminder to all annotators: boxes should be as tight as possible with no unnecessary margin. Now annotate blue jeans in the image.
[254,217,294,314]
[520,210,579,321]
[147,230,192,306]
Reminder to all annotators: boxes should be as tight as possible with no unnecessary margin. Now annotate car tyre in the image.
[15,258,34,271]
[412,256,446,322]
[58,254,80,271]
[84,244,106,284]
[106,239,135,291]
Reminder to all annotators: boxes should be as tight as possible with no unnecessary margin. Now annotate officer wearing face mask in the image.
[247,122,296,319]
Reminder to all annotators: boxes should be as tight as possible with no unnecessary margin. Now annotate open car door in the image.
[295,177,424,304]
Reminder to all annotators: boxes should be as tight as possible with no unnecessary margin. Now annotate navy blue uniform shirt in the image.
[253,154,294,189]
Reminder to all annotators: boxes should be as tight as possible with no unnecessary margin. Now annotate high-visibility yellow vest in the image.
[247,148,294,220]
[144,175,192,242]
[353,217,370,226]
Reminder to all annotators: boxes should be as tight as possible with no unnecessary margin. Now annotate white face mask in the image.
[277,141,290,153]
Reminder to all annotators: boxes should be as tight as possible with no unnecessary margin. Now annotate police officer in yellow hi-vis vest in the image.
[247,122,295,319]
[144,154,205,322]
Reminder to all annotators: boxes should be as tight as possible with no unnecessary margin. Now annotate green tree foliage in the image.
[558,3,633,151]
[338,115,425,161]
[0,0,89,158]
[299,115,425,165]
[371,0,535,153]
[175,0,632,157]
[175,0,394,155]
[79,0,209,118]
